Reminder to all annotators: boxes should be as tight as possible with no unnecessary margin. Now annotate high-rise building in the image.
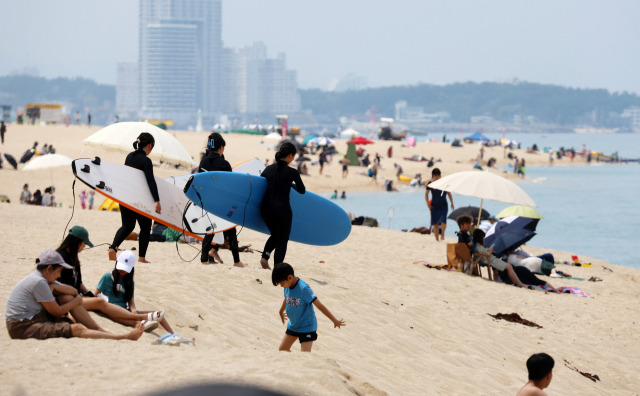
[135,1,299,127]
[115,62,140,120]
[139,0,222,125]
[223,42,300,116]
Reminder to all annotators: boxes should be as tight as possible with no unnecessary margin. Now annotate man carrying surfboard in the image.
[260,142,305,269]
[108,133,160,263]
[198,133,247,267]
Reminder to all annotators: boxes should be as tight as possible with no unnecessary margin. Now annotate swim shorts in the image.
[286,328,318,343]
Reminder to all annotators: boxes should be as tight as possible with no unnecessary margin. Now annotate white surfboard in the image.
[71,158,226,244]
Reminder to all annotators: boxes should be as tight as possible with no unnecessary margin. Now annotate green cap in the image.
[69,226,94,248]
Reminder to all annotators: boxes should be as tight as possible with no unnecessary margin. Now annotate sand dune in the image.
[0,124,638,395]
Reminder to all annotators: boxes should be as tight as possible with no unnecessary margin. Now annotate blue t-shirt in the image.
[284,278,317,333]
[96,273,133,309]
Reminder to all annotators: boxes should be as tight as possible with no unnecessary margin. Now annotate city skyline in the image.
[2,0,640,94]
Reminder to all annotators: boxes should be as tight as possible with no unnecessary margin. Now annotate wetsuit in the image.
[111,149,159,258]
[260,160,306,264]
[198,151,241,263]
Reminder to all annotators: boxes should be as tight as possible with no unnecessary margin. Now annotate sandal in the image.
[142,320,158,332]
[588,277,603,282]
[148,311,165,322]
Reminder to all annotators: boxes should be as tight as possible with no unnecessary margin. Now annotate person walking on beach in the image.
[318,147,327,175]
[426,168,454,241]
[260,142,306,269]
[516,353,554,395]
[4,249,144,341]
[79,190,88,209]
[272,262,345,352]
[198,132,247,267]
[340,156,350,178]
[1,120,6,144]
[108,133,160,263]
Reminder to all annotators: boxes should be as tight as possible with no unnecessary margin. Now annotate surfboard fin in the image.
[92,156,101,165]
[80,164,90,173]
[96,181,106,189]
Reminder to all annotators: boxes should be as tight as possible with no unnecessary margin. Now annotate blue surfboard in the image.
[184,171,351,246]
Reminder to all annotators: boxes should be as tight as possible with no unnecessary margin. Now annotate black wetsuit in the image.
[260,160,306,264]
[198,152,241,263]
[111,149,159,257]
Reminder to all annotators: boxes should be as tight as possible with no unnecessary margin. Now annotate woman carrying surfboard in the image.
[198,132,247,267]
[108,133,160,263]
[260,142,305,269]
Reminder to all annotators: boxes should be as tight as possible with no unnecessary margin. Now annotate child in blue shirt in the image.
[272,262,345,352]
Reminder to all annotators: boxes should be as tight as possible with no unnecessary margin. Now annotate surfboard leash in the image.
[234,174,253,238]
[62,178,77,243]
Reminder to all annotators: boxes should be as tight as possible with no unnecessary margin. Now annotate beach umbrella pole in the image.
[477,199,484,227]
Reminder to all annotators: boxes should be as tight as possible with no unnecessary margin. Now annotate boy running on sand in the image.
[272,263,345,352]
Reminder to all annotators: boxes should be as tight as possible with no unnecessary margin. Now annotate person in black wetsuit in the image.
[108,133,161,263]
[260,142,305,269]
[198,133,247,267]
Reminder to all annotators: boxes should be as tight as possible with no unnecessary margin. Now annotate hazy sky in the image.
[1,0,639,94]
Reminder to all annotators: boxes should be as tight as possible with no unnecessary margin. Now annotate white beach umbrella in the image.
[310,136,335,146]
[263,132,283,143]
[82,122,195,167]
[339,128,361,138]
[22,153,73,185]
[427,170,537,225]
[22,153,73,171]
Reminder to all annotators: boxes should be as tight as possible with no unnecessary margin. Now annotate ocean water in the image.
[330,133,640,269]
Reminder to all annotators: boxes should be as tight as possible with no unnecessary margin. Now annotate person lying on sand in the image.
[5,250,143,341]
[516,353,554,395]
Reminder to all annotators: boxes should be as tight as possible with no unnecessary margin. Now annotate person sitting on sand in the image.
[472,230,562,292]
[96,251,174,337]
[20,183,32,204]
[516,353,554,395]
[272,262,345,352]
[5,249,143,341]
[456,215,473,251]
[478,215,497,233]
[56,227,164,333]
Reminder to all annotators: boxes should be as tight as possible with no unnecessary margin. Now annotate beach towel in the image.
[536,285,590,297]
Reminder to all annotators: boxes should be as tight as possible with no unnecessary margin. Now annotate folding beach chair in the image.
[446,243,481,276]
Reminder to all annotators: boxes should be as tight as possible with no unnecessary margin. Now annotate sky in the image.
[1,0,639,94]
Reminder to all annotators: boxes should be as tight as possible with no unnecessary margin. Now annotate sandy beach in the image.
[1,124,639,395]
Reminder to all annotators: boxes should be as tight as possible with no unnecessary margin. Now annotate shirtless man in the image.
[516,353,554,395]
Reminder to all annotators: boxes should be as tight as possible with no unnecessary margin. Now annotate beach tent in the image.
[344,142,360,166]
[99,198,120,212]
[465,131,490,142]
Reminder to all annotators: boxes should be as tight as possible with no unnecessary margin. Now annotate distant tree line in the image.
[300,82,640,126]
[2,75,639,127]
[0,75,114,124]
